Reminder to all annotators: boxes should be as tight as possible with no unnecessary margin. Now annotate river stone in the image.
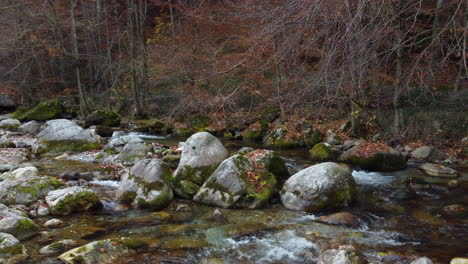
[411,146,446,162]
[0,176,64,206]
[95,125,113,137]
[281,162,356,213]
[46,186,102,215]
[451,258,468,264]
[44,218,66,228]
[263,121,323,148]
[0,204,39,241]
[10,167,38,178]
[310,143,340,162]
[106,135,144,152]
[17,121,41,135]
[411,257,433,264]
[0,149,28,165]
[194,150,281,209]
[36,119,100,153]
[59,239,135,264]
[39,239,79,255]
[116,159,173,210]
[0,119,20,131]
[338,143,406,171]
[172,132,228,199]
[318,245,367,264]
[116,141,148,165]
[0,95,16,112]
[442,204,467,218]
[86,110,121,127]
[418,163,459,178]
[13,100,63,121]
[317,212,361,228]
[0,232,28,264]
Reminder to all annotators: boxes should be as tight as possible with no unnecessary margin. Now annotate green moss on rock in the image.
[42,140,101,153]
[14,100,63,121]
[86,110,121,127]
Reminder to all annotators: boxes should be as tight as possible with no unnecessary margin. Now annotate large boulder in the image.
[310,143,340,162]
[0,95,16,112]
[12,100,63,121]
[0,204,38,241]
[280,162,356,212]
[36,119,101,153]
[0,149,29,165]
[106,135,144,153]
[46,186,102,215]
[116,141,149,165]
[0,119,20,131]
[116,159,173,209]
[17,121,41,135]
[338,143,406,171]
[0,176,64,206]
[86,110,121,127]
[418,163,459,178]
[194,149,286,209]
[172,132,228,199]
[59,239,137,264]
[0,232,28,264]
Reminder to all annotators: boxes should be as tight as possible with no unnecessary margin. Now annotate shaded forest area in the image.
[0,0,467,147]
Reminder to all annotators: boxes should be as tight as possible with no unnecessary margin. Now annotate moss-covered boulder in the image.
[86,110,121,127]
[36,119,101,153]
[263,120,323,148]
[46,186,102,215]
[39,239,79,255]
[242,121,269,141]
[59,239,136,264]
[338,143,406,171]
[134,119,167,133]
[172,132,228,199]
[194,149,286,209]
[280,162,356,213]
[12,100,63,121]
[0,204,39,241]
[310,143,340,162]
[116,159,173,210]
[0,176,64,206]
[0,119,21,131]
[0,232,28,264]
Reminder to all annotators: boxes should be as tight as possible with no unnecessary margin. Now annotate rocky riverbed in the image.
[0,114,467,264]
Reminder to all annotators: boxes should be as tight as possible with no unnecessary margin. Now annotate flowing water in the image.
[21,133,468,264]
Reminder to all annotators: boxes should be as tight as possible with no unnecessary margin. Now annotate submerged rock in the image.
[36,119,100,153]
[0,232,28,264]
[172,132,228,199]
[194,149,284,209]
[418,163,459,178]
[46,186,102,215]
[281,162,356,213]
[59,239,136,264]
[338,143,406,171]
[116,159,173,210]
[318,245,367,264]
[317,212,361,228]
[39,239,79,255]
[0,204,39,241]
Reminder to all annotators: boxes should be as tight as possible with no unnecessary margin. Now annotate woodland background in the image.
[0,0,466,147]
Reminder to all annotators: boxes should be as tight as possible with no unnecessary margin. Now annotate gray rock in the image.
[0,204,39,241]
[172,132,228,199]
[0,149,28,165]
[0,94,16,112]
[0,176,63,206]
[281,162,356,213]
[39,239,78,255]
[411,146,446,162]
[46,186,102,215]
[194,150,280,209]
[326,134,342,145]
[450,258,468,264]
[106,135,144,152]
[59,239,136,264]
[37,119,96,142]
[18,121,41,135]
[338,144,406,171]
[44,218,66,228]
[342,140,364,151]
[418,163,459,178]
[116,159,173,209]
[0,232,28,264]
[318,246,367,264]
[116,142,148,165]
[10,167,38,178]
[0,119,20,131]
[410,257,433,264]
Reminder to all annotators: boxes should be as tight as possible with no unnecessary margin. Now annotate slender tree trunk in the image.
[394,19,404,134]
[455,0,467,91]
[426,0,443,96]
[70,0,88,116]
